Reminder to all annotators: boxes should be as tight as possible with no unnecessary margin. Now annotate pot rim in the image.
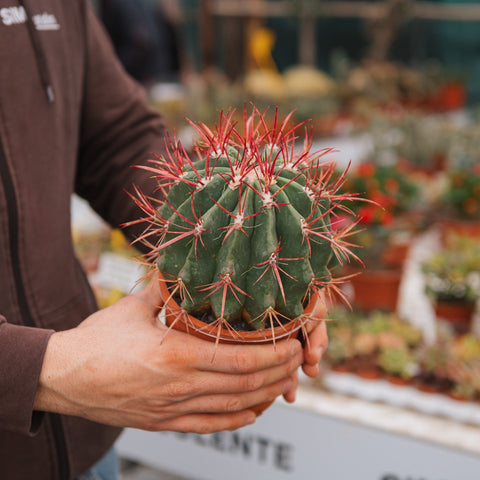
[156,272,322,344]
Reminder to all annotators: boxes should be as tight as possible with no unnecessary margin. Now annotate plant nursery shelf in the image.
[319,371,480,429]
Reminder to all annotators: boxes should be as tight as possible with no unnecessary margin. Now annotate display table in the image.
[116,383,480,480]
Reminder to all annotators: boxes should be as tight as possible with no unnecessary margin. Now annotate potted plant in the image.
[378,344,416,385]
[446,334,480,401]
[126,106,362,413]
[376,314,422,384]
[348,312,391,379]
[387,315,424,350]
[437,165,480,240]
[325,323,355,373]
[339,161,419,311]
[414,339,453,394]
[367,111,448,177]
[351,331,381,379]
[421,233,480,334]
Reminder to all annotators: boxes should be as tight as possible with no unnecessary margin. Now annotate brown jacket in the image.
[0,1,166,478]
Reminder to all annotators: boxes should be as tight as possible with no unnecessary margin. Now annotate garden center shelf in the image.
[320,371,480,428]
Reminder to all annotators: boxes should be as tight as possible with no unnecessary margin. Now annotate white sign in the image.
[93,252,145,294]
[116,399,480,480]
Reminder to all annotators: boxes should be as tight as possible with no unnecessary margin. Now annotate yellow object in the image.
[283,65,336,98]
[244,69,286,101]
[249,27,278,73]
[110,228,127,253]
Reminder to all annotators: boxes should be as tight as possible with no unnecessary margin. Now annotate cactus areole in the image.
[130,107,358,338]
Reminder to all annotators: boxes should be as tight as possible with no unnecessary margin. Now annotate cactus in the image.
[129,107,360,334]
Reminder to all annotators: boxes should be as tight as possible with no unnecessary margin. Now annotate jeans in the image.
[76,447,120,480]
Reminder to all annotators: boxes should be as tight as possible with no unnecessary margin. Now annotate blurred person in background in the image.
[98,0,184,86]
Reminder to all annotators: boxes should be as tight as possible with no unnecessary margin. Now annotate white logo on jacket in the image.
[0,6,60,30]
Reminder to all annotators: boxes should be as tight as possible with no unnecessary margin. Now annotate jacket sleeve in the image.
[75,3,168,246]
[0,316,53,434]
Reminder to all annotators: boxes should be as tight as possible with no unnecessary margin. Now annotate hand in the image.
[282,291,328,404]
[302,291,328,378]
[34,279,304,434]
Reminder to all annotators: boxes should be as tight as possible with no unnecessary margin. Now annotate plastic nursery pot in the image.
[157,272,322,416]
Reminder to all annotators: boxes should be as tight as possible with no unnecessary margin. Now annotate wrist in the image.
[33,330,76,415]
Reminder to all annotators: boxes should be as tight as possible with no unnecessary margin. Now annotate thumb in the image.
[135,272,165,315]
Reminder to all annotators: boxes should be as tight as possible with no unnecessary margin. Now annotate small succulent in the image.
[422,233,480,304]
[378,346,415,379]
[353,331,378,357]
[388,316,423,348]
[326,325,354,365]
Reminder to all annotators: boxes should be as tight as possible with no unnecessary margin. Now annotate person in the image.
[0,1,328,479]
[98,0,183,86]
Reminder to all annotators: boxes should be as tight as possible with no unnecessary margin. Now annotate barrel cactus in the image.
[129,107,360,335]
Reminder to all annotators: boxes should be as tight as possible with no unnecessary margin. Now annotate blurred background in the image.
[76,1,480,478]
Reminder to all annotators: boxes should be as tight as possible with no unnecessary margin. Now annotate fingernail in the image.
[315,346,324,358]
[246,413,256,425]
[283,379,295,394]
[291,343,302,356]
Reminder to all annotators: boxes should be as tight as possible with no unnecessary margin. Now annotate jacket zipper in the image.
[0,139,70,479]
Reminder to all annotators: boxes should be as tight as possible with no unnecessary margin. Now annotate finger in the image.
[135,273,164,314]
[178,351,303,401]
[153,410,258,434]
[304,320,328,367]
[301,320,327,378]
[282,371,299,403]
[164,375,296,417]
[181,337,303,374]
[303,290,327,334]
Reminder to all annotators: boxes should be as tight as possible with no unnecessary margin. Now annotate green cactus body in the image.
[133,109,358,331]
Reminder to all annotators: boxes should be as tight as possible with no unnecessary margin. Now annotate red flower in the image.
[357,162,376,177]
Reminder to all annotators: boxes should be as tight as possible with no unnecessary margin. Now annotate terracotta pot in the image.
[330,362,353,374]
[385,375,411,386]
[157,273,322,415]
[348,268,402,312]
[434,301,475,334]
[381,243,410,269]
[356,367,382,380]
[447,391,473,403]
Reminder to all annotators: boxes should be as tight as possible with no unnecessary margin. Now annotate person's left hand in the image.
[302,291,328,377]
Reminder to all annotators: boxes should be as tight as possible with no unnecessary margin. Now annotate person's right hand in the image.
[34,278,304,433]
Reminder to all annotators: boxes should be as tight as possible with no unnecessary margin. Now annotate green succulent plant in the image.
[378,346,415,379]
[422,233,480,304]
